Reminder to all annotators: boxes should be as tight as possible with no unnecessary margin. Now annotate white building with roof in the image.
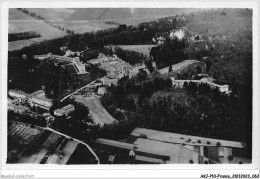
[30,96,53,110]
[9,90,29,99]
[54,104,75,117]
[170,78,230,94]
[30,90,45,97]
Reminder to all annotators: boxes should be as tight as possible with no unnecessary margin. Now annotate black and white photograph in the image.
[1,0,259,178]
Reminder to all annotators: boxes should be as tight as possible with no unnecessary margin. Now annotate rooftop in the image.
[134,138,203,164]
[54,108,65,115]
[31,95,53,102]
[94,138,134,150]
[62,104,74,111]
[131,128,245,149]
[30,90,45,97]
[9,89,28,96]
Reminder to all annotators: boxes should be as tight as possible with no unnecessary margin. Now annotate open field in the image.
[28,8,76,21]
[111,45,156,57]
[52,20,117,34]
[9,9,36,20]
[8,20,67,51]
[75,95,116,125]
[158,60,202,74]
[66,8,204,22]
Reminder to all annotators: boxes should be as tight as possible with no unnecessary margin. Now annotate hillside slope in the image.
[184,9,252,86]
[9,8,36,20]
[185,8,252,38]
[66,8,205,21]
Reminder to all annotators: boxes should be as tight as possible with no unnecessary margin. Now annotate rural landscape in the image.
[7,8,252,165]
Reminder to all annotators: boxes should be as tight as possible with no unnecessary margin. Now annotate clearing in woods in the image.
[75,95,116,125]
[112,45,156,57]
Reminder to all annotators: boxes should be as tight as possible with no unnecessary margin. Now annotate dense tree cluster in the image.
[80,49,99,63]
[9,31,41,42]
[103,46,148,66]
[150,37,188,69]
[114,47,145,65]
[8,111,47,127]
[53,99,94,137]
[101,73,172,110]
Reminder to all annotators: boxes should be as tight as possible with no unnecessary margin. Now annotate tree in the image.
[145,60,154,73]
[168,65,173,74]
[74,102,91,122]
[125,99,136,111]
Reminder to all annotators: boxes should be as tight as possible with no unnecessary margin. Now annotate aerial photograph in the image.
[7,8,252,165]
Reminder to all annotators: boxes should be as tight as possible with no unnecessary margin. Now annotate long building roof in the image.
[9,89,28,96]
[31,95,53,102]
[131,128,245,149]
[94,138,134,150]
[30,90,45,96]
[62,104,74,111]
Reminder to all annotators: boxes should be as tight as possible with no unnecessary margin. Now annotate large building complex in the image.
[9,89,29,99]
[91,128,250,164]
[170,77,230,94]
[8,89,53,111]
[34,53,86,74]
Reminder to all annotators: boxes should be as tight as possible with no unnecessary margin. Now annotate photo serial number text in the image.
[201,174,259,178]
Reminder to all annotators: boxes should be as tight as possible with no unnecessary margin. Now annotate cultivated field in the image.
[52,20,117,34]
[27,8,76,21]
[75,95,116,125]
[65,8,204,22]
[7,121,86,164]
[9,8,36,20]
[8,20,67,51]
[7,121,46,163]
